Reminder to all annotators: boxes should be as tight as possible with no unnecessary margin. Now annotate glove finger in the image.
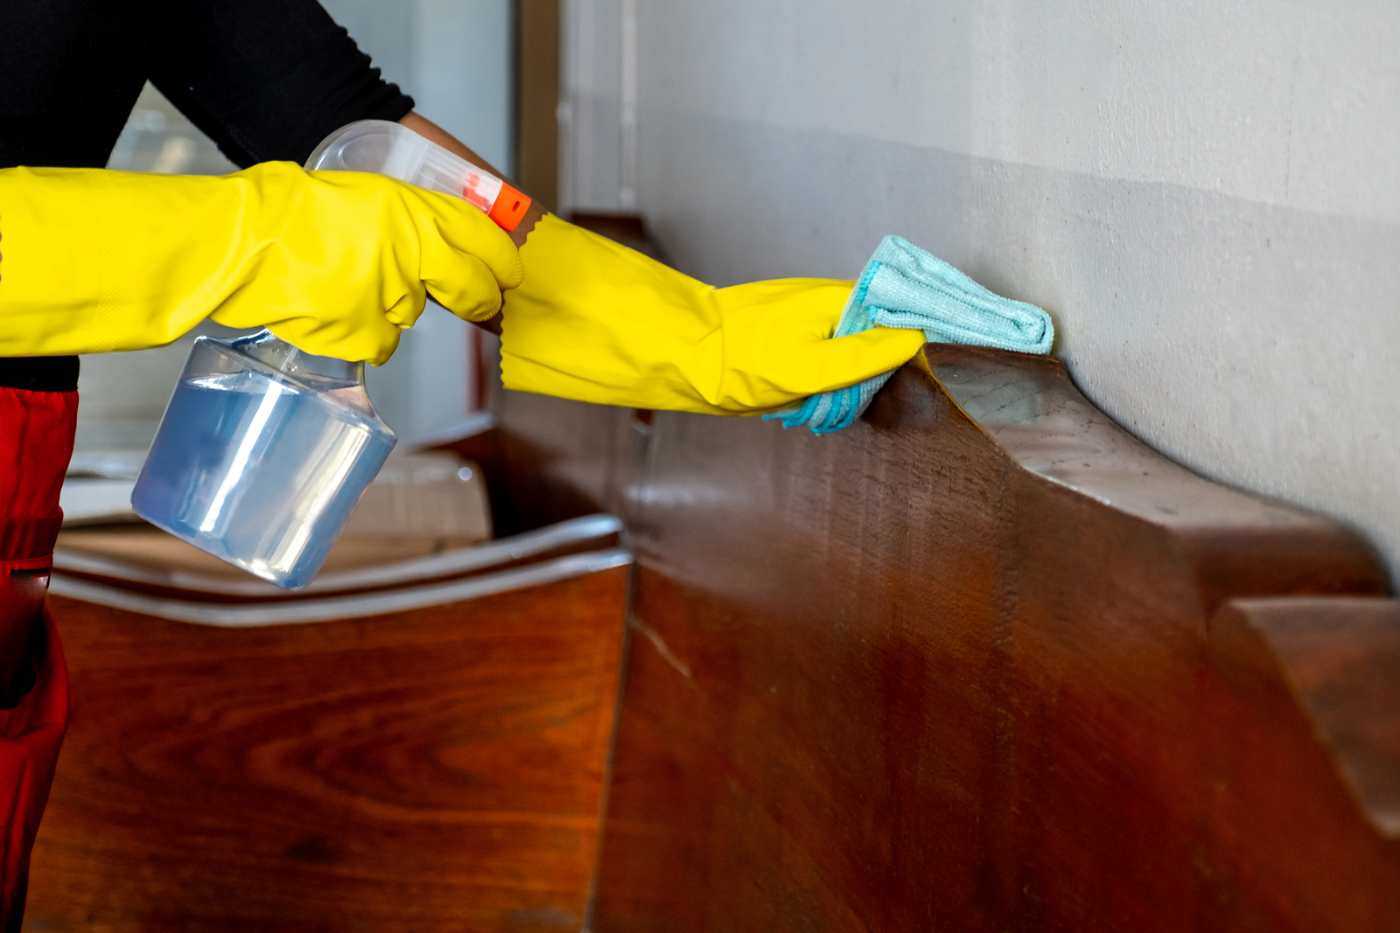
[269,315,404,366]
[384,282,428,329]
[785,326,925,395]
[365,328,404,367]
[716,326,923,411]
[424,253,506,323]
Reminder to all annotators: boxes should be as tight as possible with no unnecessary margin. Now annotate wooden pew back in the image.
[590,348,1400,931]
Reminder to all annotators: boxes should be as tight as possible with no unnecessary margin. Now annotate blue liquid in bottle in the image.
[133,118,506,588]
[132,335,396,589]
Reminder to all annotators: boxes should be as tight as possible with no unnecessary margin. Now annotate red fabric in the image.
[0,387,76,929]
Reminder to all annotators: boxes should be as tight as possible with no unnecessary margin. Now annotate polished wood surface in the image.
[56,525,480,581]
[1218,598,1400,838]
[590,347,1400,931]
[52,515,621,604]
[28,567,628,931]
[490,394,640,537]
[435,389,638,541]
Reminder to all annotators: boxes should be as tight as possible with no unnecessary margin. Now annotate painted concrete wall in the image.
[561,0,1400,580]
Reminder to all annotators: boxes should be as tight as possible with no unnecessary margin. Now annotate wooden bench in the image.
[27,286,1399,929]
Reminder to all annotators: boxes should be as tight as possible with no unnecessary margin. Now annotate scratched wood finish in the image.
[27,568,628,932]
[590,347,1400,931]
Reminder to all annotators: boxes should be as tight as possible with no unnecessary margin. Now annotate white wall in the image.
[561,0,1400,581]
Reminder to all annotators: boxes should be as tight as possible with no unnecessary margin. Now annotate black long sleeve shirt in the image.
[0,0,416,391]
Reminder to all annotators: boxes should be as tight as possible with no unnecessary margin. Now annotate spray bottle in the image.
[130,121,529,589]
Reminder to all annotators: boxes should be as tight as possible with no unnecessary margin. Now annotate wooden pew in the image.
[27,418,631,930]
[589,348,1400,931]
[26,230,1400,929]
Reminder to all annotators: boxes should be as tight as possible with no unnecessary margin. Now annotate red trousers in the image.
[0,387,75,929]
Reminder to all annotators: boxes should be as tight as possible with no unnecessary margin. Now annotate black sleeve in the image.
[143,0,415,168]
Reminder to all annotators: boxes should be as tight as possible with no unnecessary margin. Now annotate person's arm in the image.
[399,112,547,249]
[137,0,922,415]
[138,1,532,336]
[0,164,521,361]
[396,113,548,336]
[399,119,925,415]
[141,0,416,166]
[140,1,541,237]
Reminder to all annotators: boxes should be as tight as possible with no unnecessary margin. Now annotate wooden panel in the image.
[591,347,1400,931]
[489,395,641,536]
[434,403,636,538]
[514,0,560,208]
[28,567,628,931]
[1214,598,1400,837]
[53,515,622,604]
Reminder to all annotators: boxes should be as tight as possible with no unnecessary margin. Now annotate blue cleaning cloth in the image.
[767,235,1055,435]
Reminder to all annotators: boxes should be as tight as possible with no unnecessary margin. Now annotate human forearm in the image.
[396,114,924,413]
[399,112,548,248]
[398,112,549,337]
[0,163,519,361]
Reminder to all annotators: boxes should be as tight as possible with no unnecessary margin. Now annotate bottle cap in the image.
[487,181,532,232]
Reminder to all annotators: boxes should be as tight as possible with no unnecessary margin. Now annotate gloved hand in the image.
[0,162,522,363]
[500,215,925,414]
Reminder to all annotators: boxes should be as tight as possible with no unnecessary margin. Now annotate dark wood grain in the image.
[589,346,1400,932]
[487,395,642,537]
[1214,598,1400,838]
[515,0,560,209]
[27,567,628,932]
[33,326,1399,931]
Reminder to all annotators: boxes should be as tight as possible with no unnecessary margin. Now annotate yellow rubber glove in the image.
[0,162,522,364]
[500,215,925,414]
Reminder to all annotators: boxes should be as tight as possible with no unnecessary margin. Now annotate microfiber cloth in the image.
[767,235,1055,434]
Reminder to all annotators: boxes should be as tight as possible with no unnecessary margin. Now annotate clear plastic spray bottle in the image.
[131,121,529,588]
